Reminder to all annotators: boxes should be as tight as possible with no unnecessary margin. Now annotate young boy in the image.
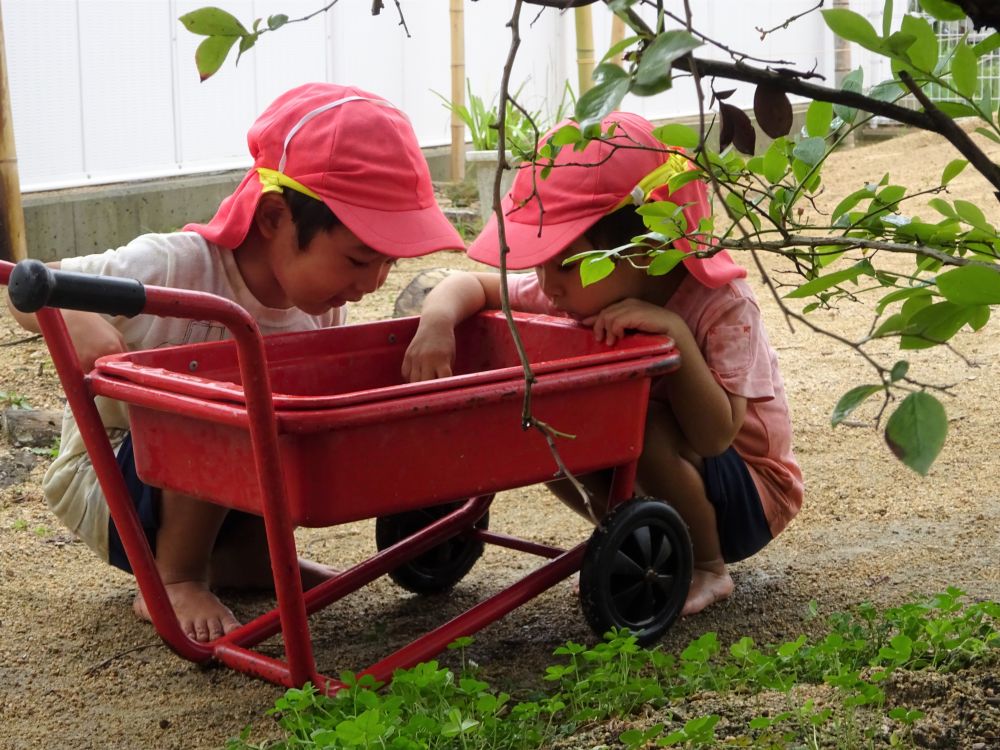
[7,82,464,642]
[403,111,803,617]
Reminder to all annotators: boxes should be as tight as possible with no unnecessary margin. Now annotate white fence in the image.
[4,1,840,192]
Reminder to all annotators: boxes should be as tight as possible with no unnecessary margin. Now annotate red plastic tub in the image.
[92,311,680,526]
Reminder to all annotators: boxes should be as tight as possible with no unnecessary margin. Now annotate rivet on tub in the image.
[188,360,199,371]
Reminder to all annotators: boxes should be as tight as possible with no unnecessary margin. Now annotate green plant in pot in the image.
[436,80,573,220]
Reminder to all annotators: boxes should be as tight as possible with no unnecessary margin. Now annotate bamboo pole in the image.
[574,6,595,94]
[833,0,854,147]
[0,3,27,262]
[449,0,465,181]
[609,13,626,66]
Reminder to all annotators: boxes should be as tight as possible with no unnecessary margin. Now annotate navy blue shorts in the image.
[702,447,772,564]
[108,433,250,574]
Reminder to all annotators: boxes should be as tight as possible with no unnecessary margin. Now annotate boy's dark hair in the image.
[283,189,342,248]
[583,206,648,250]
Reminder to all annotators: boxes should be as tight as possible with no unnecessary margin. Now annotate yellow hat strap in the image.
[257,167,322,202]
[612,152,691,212]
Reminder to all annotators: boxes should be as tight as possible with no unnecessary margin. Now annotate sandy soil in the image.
[0,129,998,749]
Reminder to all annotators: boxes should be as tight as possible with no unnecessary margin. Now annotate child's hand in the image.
[63,311,127,371]
[402,317,456,382]
[583,298,686,346]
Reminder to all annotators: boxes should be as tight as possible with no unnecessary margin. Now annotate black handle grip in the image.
[9,259,146,317]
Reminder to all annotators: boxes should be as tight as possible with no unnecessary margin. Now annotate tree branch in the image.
[898,70,1000,202]
[611,3,1000,196]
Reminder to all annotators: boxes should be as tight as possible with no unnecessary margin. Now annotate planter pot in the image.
[466,150,517,222]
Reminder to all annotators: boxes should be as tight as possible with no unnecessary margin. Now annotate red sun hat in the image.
[467,111,745,288]
[185,82,464,258]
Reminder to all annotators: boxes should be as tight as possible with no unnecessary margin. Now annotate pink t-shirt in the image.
[509,271,803,537]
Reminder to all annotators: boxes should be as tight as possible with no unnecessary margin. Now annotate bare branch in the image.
[754,0,825,39]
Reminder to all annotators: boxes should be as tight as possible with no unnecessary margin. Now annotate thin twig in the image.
[84,641,161,676]
[0,334,42,347]
[754,0,825,39]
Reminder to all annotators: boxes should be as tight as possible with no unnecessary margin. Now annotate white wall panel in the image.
[4,0,86,188]
[3,1,837,192]
[77,1,176,176]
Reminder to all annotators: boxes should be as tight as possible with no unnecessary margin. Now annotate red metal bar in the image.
[138,288,320,686]
[473,529,565,559]
[32,306,210,663]
[609,459,639,507]
[217,496,494,649]
[358,543,587,686]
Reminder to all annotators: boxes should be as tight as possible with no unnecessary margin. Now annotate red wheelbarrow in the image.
[2,258,691,693]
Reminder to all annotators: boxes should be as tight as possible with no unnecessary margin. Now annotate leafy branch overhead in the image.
[178,0,1000,476]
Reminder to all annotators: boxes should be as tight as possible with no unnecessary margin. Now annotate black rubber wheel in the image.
[375,499,490,594]
[579,497,692,646]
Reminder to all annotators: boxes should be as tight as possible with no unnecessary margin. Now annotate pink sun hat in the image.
[185,82,464,257]
[467,111,745,288]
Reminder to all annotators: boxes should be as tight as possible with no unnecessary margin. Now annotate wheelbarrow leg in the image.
[35,307,211,663]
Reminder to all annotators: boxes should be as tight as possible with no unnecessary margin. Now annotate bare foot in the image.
[682,561,734,617]
[133,580,241,643]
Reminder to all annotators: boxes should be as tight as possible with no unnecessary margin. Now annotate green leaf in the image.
[550,124,583,146]
[592,62,628,86]
[634,30,702,96]
[834,67,864,123]
[194,35,239,81]
[933,101,980,118]
[816,245,846,268]
[869,80,903,104]
[652,123,700,149]
[884,392,947,475]
[575,78,630,133]
[876,285,932,314]
[785,260,874,298]
[940,159,968,185]
[763,138,788,184]
[918,0,967,21]
[267,14,288,30]
[901,300,973,348]
[975,127,1000,145]
[968,305,991,331]
[805,100,834,137]
[179,7,248,36]
[873,312,906,337]
[580,255,616,287]
[936,264,1000,305]
[648,249,686,276]
[792,136,826,166]
[899,14,939,71]
[928,198,959,219]
[666,169,704,193]
[890,360,910,382]
[951,43,979,99]
[832,384,883,426]
[821,9,882,53]
[972,33,1000,57]
[601,34,641,63]
[882,0,895,37]
[953,199,993,232]
[832,186,875,222]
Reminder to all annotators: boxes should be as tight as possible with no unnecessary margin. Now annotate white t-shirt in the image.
[44,232,345,560]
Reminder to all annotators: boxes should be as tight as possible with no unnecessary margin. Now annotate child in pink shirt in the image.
[405,111,803,617]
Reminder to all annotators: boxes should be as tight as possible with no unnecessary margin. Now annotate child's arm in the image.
[5,262,127,371]
[586,298,746,457]
[402,271,502,381]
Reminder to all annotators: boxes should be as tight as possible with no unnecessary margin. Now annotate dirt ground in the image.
[1,128,998,749]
